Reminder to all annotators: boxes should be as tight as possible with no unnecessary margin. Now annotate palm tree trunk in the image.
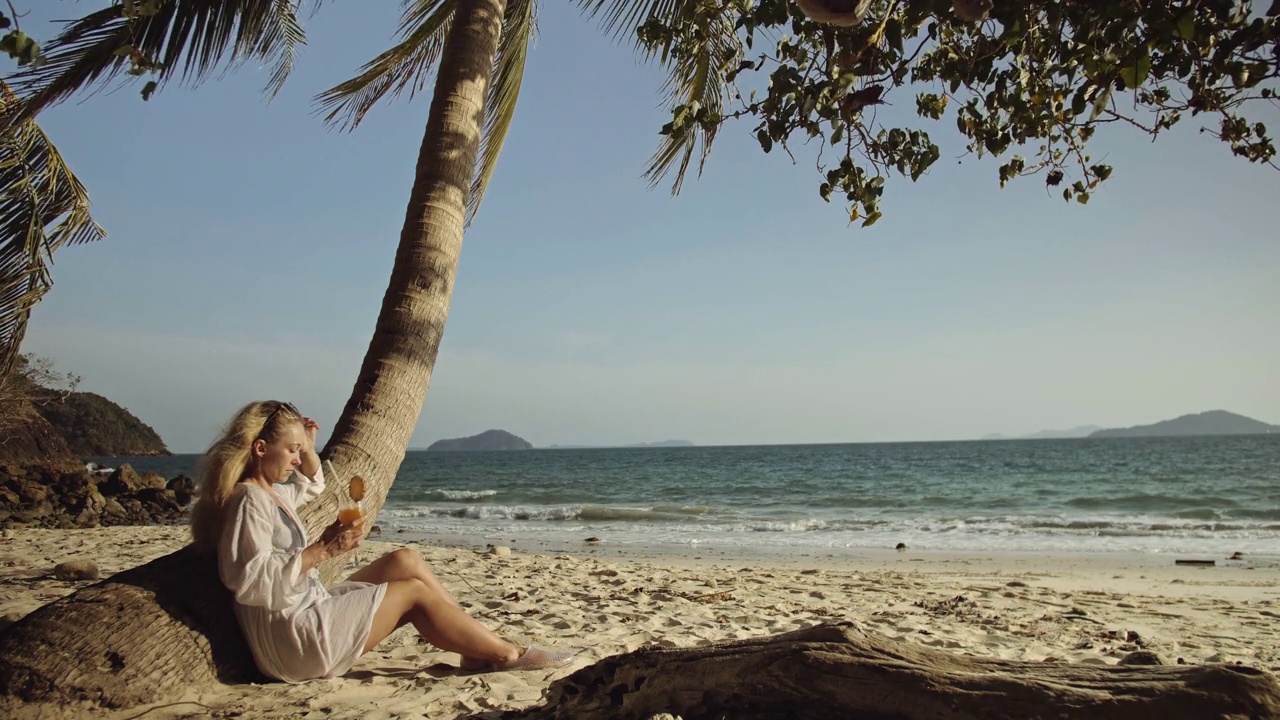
[0,0,507,711]
[301,0,507,584]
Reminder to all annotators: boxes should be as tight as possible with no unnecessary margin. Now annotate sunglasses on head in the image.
[257,401,300,439]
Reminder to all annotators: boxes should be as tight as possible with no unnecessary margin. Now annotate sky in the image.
[11,1,1279,453]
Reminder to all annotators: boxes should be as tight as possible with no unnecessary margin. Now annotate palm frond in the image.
[6,0,313,127]
[314,0,459,131]
[575,0,680,48]
[642,13,738,194]
[467,0,537,221]
[577,0,740,194]
[0,83,106,378]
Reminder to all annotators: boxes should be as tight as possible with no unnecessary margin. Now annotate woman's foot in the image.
[492,645,576,672]
[459,656,490,671]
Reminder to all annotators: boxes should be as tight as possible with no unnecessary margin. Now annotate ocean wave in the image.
[383,503,714,523]
[1066,494,1241,511]
[428,489,499,501]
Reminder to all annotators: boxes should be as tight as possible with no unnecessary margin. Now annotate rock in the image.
[167,475,196,506]
[101,498,126,520]
[368,525,382,537]
[53,559,100,581]
[0,487,18,508]
[0,611,21,631]
[895,543,907,551]
[584,536,602,544]
[12,500,53,523]
[487,545,512,557]
[118,498,146,523]
[1006,580,1028,587]
[13,478,47,504]
[101,464,165,496]
[137,487,180,513]
[1118,650,1165,666]
[72,509,100,527]
[1229,551,1244,560]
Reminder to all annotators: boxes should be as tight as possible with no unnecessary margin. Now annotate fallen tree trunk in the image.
[0,546,260,717]
[500,623,1280,720]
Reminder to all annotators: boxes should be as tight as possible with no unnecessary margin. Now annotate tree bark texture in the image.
[0,547,259,716]
[497,622,1280,720]
[310,0,507,585]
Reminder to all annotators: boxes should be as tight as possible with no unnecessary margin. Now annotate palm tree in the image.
[3,0,734,570]
[0,0,736,711]
[306,0,736,563]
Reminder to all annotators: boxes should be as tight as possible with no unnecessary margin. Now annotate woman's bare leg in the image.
[363,578,519,661]
[348,548,464,609]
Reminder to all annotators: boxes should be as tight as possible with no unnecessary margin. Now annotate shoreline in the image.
[392,527,1280,571]
[2,526,1277,719]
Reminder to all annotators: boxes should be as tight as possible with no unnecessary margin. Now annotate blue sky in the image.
[14,1,1280,452]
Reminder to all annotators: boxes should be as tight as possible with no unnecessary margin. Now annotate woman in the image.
[190,400,573,682]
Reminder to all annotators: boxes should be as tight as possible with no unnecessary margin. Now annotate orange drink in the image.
[338,507,364,526]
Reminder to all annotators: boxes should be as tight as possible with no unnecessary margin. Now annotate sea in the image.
[96,435,1280,558]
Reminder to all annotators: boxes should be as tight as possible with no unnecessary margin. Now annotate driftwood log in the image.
[498,623,1280,720]
[0,546,260,717]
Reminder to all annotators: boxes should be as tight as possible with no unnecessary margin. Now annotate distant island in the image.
[982,425,1102,441]
[545,440,694,449]
[1089,410,1278,438]
[425,429,533,451]
[984,411,1278,441]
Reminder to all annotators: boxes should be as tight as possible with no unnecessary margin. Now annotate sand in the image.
[1,526,1277,719]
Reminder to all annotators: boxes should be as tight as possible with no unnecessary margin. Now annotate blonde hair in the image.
[190,400,304,554]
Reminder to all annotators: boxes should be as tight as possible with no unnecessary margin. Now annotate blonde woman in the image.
[191,400,573,683]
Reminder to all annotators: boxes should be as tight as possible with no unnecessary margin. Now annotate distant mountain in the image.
[426,429,533,451]
[1021,425,1102,439]
[35,392,170,457]
[1090,410,1278,438]
[545,440,695,449]
[980,425,1101,441]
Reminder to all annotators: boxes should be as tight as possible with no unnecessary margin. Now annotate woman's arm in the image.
[278,416,325,507]
[298,416,321,479]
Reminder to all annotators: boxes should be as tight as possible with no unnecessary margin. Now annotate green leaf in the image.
[1071,87,1088,117]
[112,45,135,57]
[141,80,158,101]
[757,129,773,154]
[886,20,904,55]
[1174,14,1196,41]
[1118,48,1152,89]
[861,211,883,227]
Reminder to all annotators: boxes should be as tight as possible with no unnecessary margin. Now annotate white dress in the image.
[218,467,387,683]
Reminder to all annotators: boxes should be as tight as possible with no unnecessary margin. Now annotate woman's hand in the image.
[319,519,363,555]
[301,417,319,454]
[303,519,363,571]
[299,416,321,478]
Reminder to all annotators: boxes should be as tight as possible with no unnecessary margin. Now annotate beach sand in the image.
[2,527,1277,719]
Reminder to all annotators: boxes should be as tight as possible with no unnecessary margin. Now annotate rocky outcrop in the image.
[0,404,82,472]
[0,463,192,529]
[35,392,170,457]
